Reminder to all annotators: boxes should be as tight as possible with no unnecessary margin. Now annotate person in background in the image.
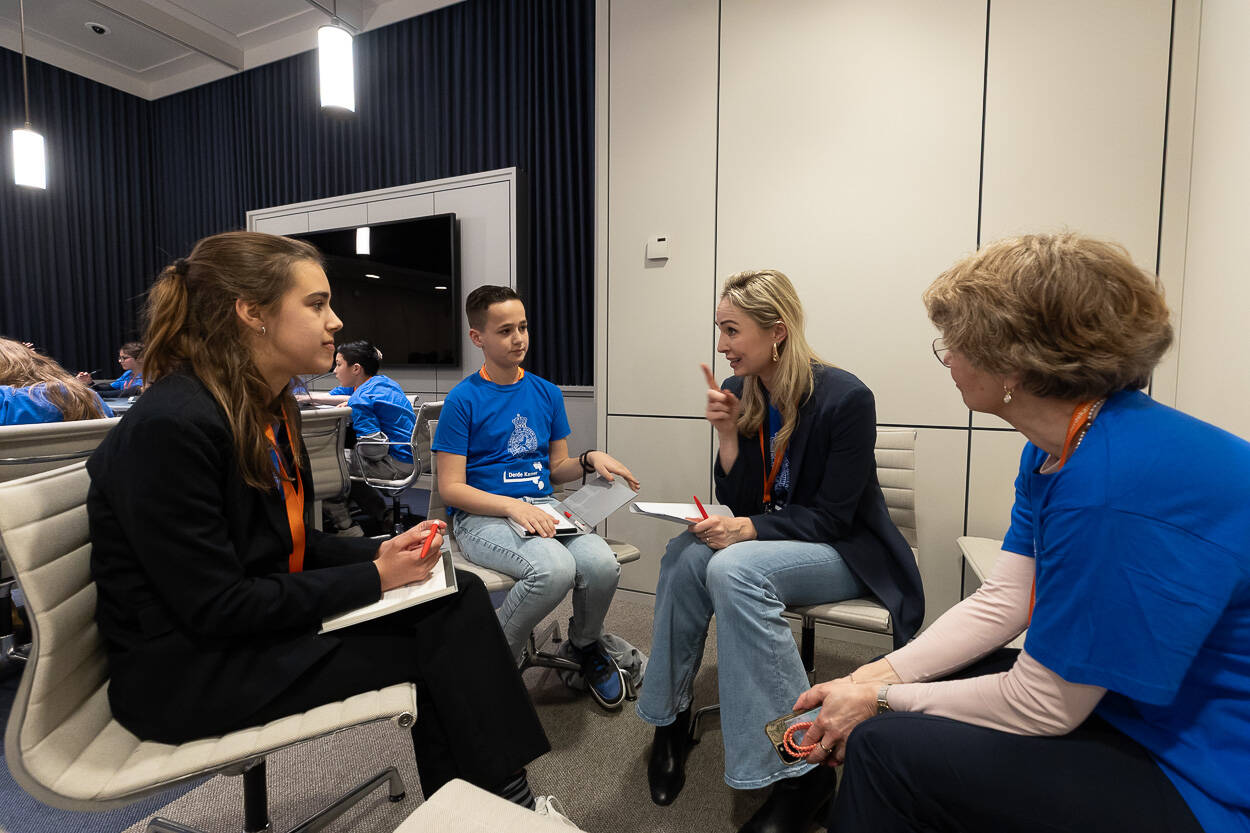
[2,337,113,425]
[87,231,566,819]
[77,342,144,397]
[637,269,923,833]
[321,340,417,536]
[802,233,1248,833]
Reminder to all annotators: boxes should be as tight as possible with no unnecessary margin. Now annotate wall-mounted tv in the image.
[291,213,460,368]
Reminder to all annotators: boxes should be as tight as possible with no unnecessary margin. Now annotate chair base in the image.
[145,759,406,833]
[519,620,638,702]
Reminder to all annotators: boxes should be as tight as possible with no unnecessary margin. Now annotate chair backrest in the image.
[299,405,352,502]
[0,417,121,485]
[0,462,112,806]
[425,419,449,520]
[412,400,444,475]
[875,429,918,556]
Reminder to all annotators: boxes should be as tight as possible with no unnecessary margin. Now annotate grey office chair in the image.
[354,400,442,537]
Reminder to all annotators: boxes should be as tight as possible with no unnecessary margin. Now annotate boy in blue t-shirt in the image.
[433,286,640,710]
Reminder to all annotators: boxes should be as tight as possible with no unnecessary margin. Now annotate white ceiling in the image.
[0,0,461,100]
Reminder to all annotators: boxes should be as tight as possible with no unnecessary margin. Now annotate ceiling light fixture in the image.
[355,226,370,255]
[317,1,355,112]
[11,0,46,189]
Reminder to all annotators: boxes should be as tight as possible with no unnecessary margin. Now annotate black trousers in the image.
[242,570,550,797]
[828,651,1204,833]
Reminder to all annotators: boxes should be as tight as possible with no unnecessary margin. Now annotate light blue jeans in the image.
[453,504,621,663]
[636,531,866,789]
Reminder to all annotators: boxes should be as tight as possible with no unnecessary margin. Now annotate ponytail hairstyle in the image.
[143,231,324,491]
[719,269,826,451]
[0,337,110,421]
[336,340,382,377]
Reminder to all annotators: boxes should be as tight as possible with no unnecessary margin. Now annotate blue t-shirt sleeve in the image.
[432,393,471,456]
[109,371,127,390]
[1025,506,1240,705]
[1001,446,1039,557]
[549,385,571,442]
[328,386,353,395]
[95,393,114,417]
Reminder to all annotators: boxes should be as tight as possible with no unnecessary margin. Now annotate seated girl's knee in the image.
[704,548,761,597]
[523,546,576,594]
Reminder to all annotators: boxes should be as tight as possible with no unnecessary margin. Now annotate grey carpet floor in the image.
[123,592,878,833]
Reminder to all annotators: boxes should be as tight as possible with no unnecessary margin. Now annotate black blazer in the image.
[715,365,924,646]
[88,372,383,742]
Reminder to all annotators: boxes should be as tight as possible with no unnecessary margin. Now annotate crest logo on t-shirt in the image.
[507,413,538,456]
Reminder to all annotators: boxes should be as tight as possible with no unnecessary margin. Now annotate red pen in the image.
[693,495,709,520]
[419,520,444,560]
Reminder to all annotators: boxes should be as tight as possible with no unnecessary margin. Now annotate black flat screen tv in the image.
[290,213,460,368]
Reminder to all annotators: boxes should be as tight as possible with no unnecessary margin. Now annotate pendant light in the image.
[11,0,46,189]
[317,1,355,112]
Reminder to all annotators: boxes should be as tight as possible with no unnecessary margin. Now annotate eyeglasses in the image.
[931,337,952,367]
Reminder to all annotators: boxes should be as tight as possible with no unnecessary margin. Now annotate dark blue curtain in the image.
[0,0,594,385]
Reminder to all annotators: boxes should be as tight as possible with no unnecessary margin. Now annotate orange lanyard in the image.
[264,416,306,574]
[1029,398,1104,620]
[479,366,524,383]
[758,424,787,508]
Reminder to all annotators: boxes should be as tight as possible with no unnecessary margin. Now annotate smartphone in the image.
[763,707,820,766]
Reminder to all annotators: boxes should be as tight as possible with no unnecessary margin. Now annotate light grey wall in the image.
[596,0,1196,625]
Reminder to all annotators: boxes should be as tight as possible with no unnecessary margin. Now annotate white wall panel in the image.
[715,0,984,428]
[979,0,1170,261]
[307,204,368,233]
[911,428,971,625]
[254,213,308,235]
[966,429,1027,541]
[369,194,435,225]
[603,416,713,593]
[1172,0,1250,440]
[606,0,720,418]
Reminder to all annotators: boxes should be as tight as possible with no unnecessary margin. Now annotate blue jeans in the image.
[636,531,866,789]
[453,505,621,662]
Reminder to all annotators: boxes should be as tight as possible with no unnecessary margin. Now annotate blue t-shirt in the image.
[432,370,571,512]
[1,383,114,425]
[328,385,353,395]
[110,369,142,390]
[1002,390,1250,833]
[345,375,415,464]
[767,405,792,508]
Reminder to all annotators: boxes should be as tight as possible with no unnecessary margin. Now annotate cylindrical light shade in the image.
[12,128,46,189]
[356,226,370,255]
[318,25,355,112]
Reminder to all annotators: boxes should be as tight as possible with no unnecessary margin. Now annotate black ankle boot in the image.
[647,708,693,806]
[737,765,837,833]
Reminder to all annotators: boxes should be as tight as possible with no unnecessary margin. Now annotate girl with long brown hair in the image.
[86,231,560,817]
[0,337,112,424]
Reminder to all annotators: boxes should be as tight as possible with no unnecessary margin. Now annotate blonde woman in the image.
[0,337,112,425]
[638,270,923,833]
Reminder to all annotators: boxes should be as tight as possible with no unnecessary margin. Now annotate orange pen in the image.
[419,520,444,559]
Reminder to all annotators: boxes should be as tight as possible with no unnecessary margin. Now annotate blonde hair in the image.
[720,269,826,451]
[0,338,110,421]
[924,233,1173,400]
[143,232,322,491]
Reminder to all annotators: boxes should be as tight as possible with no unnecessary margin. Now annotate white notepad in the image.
[629,501,732,524]
[319,546,458,633]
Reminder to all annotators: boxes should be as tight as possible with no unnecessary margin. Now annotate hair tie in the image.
[172,258,189,276]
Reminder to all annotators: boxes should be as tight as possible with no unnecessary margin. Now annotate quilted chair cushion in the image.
[0,462,416,812]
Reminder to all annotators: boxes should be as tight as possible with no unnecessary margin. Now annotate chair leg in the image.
[689,703,720,743]
[288,766,406,833]
[801,618,816,683]
[146,817,208,833]
[243,761,271,832]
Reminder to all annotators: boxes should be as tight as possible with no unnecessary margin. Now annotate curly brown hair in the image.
[923,233,1173,400]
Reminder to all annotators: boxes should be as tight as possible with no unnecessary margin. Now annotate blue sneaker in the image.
[576,642,625,710]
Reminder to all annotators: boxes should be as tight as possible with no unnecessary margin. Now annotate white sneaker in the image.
[534,795,580,828]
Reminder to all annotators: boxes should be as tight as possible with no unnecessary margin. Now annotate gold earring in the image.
[1002,385,1013,404]
[771,342,779,362]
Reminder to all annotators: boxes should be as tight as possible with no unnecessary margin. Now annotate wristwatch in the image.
[876,684,892,714]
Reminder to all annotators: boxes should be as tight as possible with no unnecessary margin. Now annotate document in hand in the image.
[319,544,458,633]
[507,474,639,538]
[629,502,733,524]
